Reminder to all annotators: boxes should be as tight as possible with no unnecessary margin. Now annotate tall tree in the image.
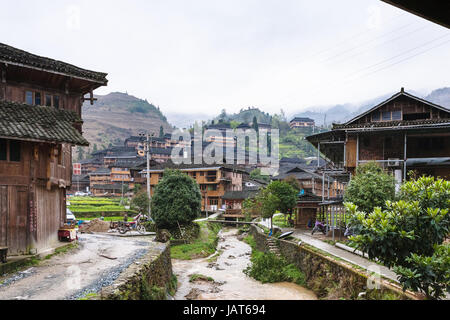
[252,116,259,133]
[151,169,202,229]
[159,125,164,138]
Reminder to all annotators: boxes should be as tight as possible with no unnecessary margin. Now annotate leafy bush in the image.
[131,191,150,214]
[346,176,450,299]
[151,169,202,229]
[243,235,305,285]
[395,244,450,299]
[344,162,396,213]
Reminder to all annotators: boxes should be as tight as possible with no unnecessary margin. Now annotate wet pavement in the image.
[0,233,155,300]
[172,228,317,300]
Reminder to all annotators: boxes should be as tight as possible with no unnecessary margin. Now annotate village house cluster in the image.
[0,39,449,259]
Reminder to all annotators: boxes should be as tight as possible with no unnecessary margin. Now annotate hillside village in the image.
[0,0,449,307]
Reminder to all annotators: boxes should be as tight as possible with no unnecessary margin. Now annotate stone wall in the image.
[100,242,175,300]
[249,225,418,300]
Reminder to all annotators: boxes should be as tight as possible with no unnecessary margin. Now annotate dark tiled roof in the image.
[0,101,89,146]
[142,159,248,173]
[0,43,107,83]
[291,117,314,123]
[332,118,450,130]
[89,168,111,175]
[150,147,172,155]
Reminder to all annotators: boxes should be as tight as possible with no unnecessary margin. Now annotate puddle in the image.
[172,228,317,300]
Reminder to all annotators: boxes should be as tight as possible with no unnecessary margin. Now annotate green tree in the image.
[131,190,150,214]
[250,168,270,183]
[252,116,259,133]
[346,176,450,299]
[151,169,202,229]
[265,181,297,214]
[283,175,302,192]
[159,126,164,138]
[344,162,396,213]
[252,181,298,230]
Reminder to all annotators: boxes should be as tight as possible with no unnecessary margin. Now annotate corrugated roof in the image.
[0,100,89,146]
[0,42,107,84]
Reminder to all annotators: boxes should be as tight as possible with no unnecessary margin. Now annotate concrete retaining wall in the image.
[100,241,175,300]
[249,225,418,300]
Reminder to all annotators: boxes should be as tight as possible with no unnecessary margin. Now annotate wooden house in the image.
[290,117,315,129]
[0,43,107,255]
[141,162,246,212]
[307,88,450,182]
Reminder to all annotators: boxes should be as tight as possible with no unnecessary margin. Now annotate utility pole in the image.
[140,132,154,219]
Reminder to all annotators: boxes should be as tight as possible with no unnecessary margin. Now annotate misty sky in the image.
[1,0,449,119]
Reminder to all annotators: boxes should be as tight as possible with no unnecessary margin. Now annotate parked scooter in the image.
[311,220,327,235]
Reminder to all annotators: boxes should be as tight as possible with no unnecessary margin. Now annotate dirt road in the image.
[0,233,154,300]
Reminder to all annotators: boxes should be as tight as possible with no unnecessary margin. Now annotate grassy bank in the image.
[171,222,222,260]
[242,235,306,286]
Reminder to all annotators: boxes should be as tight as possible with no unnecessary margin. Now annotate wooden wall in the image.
[0,185,29,255]
[2,82,82,116]
[0,140,71,255]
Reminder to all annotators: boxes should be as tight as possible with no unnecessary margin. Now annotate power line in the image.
[343,33,450,80]
[327,24,431,67]
[353,37,450,79]
[280,34,450,110]
[320,21,416,64]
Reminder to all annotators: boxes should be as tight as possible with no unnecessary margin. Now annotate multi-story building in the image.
[0,42,107,255]
[290,117,315,129]
[306,88,450,182]
[141,162,246,212]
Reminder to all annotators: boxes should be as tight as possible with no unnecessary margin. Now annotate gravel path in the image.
[0,233,155,300]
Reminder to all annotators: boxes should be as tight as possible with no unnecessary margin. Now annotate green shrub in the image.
[151,169,202,229]
[346,175,450,299]
[344,162,396,213]
[243,235,305,286]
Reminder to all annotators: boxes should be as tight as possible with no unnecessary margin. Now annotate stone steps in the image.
[266,238,281,257]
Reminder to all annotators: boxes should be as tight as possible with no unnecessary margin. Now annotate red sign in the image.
[73,163,81,175]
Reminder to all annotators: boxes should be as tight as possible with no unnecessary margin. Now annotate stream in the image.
[172,228,317,300]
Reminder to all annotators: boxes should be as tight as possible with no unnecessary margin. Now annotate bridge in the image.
[207,220,256,225]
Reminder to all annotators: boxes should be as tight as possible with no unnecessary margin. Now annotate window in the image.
[9,141,21,162]
[371,112,381,121]
[392,111,402,120]
[45,94,52,107]
[34,92,41,106]
[57,145,63,165]
[26,91,34,105]
[382,111,391,121]
[0,139,6,161]
[53,95,60,109]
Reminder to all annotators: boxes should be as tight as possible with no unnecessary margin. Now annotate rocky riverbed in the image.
[172,228,317,300]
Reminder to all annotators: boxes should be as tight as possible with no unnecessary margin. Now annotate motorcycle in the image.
[311,220,328,235]
[117,213,148,234]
